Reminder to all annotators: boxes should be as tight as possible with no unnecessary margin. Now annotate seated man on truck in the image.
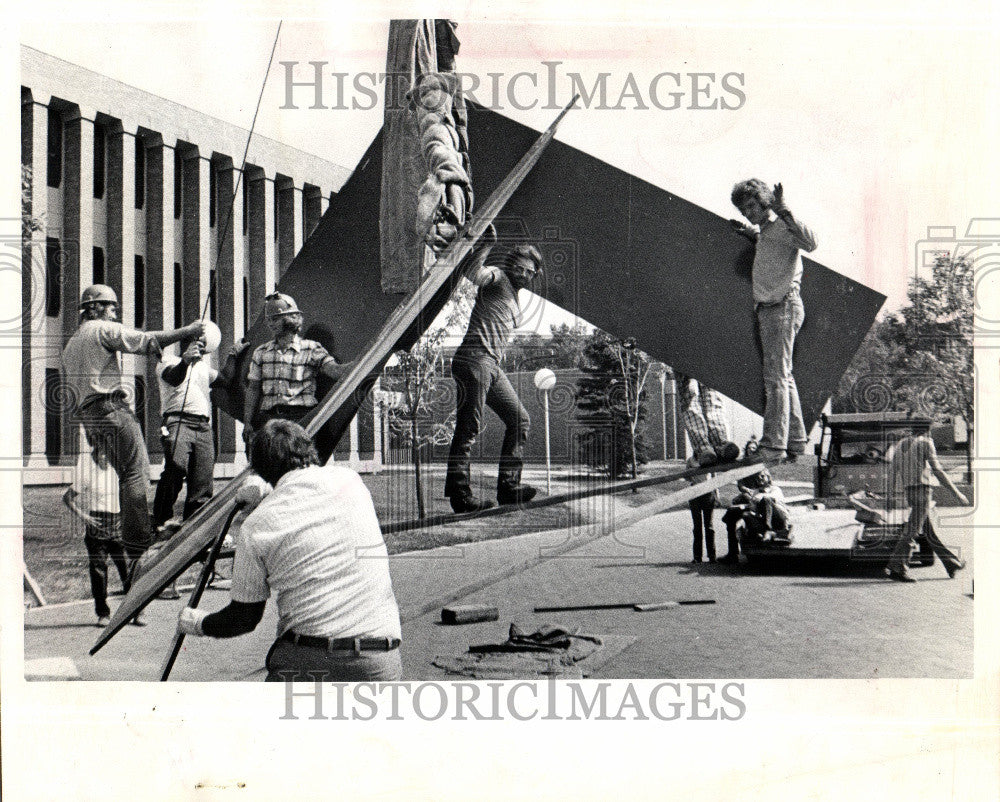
[718,468,792,564]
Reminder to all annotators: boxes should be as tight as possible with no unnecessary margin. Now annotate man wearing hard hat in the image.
[242,292,350,446]
[153,325,249,537]
[61,284,206,578]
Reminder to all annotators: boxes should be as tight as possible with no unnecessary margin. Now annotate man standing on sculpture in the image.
[731,180,818,463]
[444,234,544,513]
[61,284,205,576]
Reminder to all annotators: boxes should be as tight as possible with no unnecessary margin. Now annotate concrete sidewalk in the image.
[24,500,973,681]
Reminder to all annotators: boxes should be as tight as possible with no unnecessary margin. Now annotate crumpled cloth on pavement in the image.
[432,624,604,679]
[469,623,603,654]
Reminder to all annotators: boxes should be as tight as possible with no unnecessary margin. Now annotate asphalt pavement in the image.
[23,494,973,681]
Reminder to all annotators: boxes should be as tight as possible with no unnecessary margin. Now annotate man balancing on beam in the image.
[730,180,818,465]
[176,419,403,682]
[444,228,545,513]
[61,284,206,607]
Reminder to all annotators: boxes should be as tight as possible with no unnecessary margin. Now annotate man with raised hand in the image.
[61,284,205,580]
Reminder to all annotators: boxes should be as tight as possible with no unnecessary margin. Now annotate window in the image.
[134,255,145,328]
[46,108,62,188]
[209,164,217,227]
[134,140,145,209]
[173,262,183,329]
[273,181,280,239]
[242,176,248,235]
[45,237,61,318]
[92,122,106,199]
[93,247,105,285]
[44,368,62,462]
[173,149,182,220]
[134,375,146,436]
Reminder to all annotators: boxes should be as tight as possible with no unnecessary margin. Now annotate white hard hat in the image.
[80,284,119,308]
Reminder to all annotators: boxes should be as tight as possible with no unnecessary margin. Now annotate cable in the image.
[165,21,283,518]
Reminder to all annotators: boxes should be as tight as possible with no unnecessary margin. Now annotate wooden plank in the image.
[534,600,715,612]
[382,459,753,534]
[23,562,46,607]
[90,99,579,657]
[396,460,764,624]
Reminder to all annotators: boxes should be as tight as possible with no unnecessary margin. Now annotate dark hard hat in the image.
[80,284,119,307]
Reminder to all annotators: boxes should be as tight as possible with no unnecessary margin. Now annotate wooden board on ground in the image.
[90,100,578,656]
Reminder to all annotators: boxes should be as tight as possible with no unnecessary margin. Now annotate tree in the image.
[22,164,44,238]
[382,283,475,517]
[575,331,652,478]
[833,255,973,476]
[502,322,592,372]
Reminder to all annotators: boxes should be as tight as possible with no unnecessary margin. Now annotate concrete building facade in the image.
[20,46,355,483]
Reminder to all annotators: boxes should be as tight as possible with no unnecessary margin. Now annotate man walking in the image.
[885,419,968,582]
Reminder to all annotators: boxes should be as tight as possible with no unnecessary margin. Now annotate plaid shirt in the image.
[248,335,335,411]
[678,378,731,451]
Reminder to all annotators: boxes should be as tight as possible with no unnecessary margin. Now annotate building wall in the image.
[21,47,357,483]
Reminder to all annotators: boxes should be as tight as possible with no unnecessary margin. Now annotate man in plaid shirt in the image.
[243,293,351,446]
[675,372,739,464]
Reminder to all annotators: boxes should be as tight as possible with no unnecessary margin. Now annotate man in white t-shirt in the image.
[884,421,968,582]
[153,334,248,531]
[176,419,403,681]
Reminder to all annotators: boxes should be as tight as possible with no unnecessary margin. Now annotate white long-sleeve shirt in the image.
[751,212,818,304]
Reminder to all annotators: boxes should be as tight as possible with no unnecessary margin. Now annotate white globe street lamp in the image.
[533,368,557,494]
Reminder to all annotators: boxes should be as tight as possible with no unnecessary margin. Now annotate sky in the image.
[17,8,1000,319]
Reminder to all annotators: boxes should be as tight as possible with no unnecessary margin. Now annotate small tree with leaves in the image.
[382,285,475,517]
[22,164,44,238]
[575,331,652,478]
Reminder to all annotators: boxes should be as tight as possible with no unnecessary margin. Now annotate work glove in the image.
[235,475,271,513]
[177,606,208,637]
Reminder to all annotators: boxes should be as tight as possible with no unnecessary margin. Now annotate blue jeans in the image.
[756,292,808,457]
[153,416,215,527]
[76,398,154,560]
[445,356,530,499]
[887,486,962,573]
[84,518,129,618]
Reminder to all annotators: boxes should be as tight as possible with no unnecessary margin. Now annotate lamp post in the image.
[533,368,557,494]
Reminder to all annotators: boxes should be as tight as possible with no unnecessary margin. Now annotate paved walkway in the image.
[24,498,973,681]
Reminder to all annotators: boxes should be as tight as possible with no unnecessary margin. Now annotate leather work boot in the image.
[450,495,496,514]
[497,485,538,506]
